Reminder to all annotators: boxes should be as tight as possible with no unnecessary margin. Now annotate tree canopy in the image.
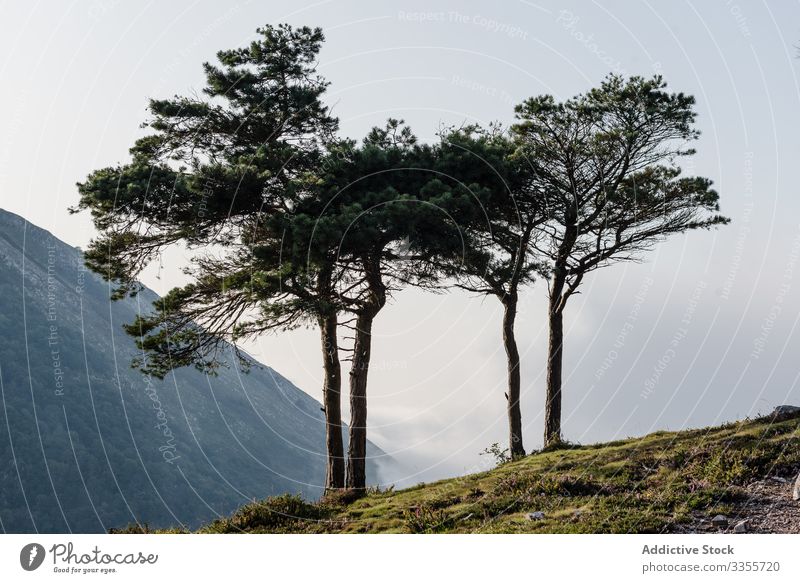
[512,75,729,446]
[73,20,729,494]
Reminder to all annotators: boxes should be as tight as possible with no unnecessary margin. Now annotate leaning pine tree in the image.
[321,120,469,490]
[432,125,545,459]
[512,75,730,447]
[71,24,351,490]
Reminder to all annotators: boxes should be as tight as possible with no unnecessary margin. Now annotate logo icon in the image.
[20,543,46,571]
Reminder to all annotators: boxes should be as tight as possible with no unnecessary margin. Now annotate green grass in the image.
[143,412,800,534]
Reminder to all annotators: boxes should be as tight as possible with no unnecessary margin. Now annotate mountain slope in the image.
[175,411,800,534]
[0,208,386,533]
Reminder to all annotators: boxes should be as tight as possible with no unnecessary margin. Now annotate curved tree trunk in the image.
[502,296,525,458]
[346,312,374,491]
[544,295,563,447]
[319,313,344,491]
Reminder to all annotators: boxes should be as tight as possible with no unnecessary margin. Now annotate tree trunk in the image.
[544,294,563,447]
[502,296,525,458]
[346,312,374,491]
[319,313,344,491]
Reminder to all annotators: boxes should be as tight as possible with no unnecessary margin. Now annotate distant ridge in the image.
[0,207,387,533]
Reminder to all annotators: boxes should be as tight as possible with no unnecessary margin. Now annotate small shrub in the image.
[465,487,484,500]
[475,496,523,520]
[480,443,511,466]
[536,438,580,453]
[109,522,151,534]
[403,504,451,533]
[204,494,327,533]
[496,473,604,498]
[321,488,365,507]
[427,495,461,510]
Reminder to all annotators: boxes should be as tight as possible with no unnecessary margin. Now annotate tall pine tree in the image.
[72,24,351,489]
[513,76,729,446]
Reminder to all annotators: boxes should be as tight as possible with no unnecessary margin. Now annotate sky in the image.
[1,0,800,485]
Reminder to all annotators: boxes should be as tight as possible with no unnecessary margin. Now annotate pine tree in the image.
[72,24,349,490]
[432,125,545,458]
[512,75,729,446]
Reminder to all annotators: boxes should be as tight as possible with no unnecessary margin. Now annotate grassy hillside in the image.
[144,411,800,534]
